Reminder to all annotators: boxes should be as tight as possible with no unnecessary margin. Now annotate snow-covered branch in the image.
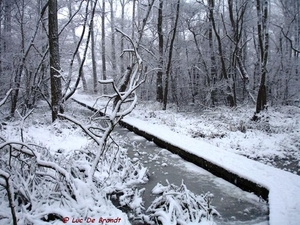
[58,113,102,145]
[0,89,13,107]
[147,181,219,224]
[0,169,18,225]
[0,140,71,183]
[98,79,123,101]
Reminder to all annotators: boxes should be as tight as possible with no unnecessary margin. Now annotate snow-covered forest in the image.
[0,0,300,224]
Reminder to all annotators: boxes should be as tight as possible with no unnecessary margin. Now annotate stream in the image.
[114,126,269,225]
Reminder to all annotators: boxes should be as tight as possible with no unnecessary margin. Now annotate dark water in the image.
[270,156,300,175]
[114,127,269,225]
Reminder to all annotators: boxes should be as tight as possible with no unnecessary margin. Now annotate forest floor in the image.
[129,101,300,175]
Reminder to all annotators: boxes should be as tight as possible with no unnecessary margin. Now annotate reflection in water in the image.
[114,127,269,225]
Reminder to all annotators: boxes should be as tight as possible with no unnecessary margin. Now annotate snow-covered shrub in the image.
[145,181,219,225]
[0,124,150,225]
[237,120,247,133]
[0,136,139,225]
[249,113,271,132]
[0,27,152,225]
[160,114,177,127]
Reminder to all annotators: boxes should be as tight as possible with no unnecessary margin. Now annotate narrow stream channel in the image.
[114,127,269,225]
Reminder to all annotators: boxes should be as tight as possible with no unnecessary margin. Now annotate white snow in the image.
[0,100,145,225]
[122,116,300,225]
[131,102,300,171]
[73,93,300,225]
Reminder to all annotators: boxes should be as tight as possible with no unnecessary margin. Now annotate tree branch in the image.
[0,89,13,107]
[273,23,300,54]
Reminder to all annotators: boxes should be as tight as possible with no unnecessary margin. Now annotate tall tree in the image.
[209,0,236,107]
[68,0,88,92]
[207,0,217,106]
[90,0,98,94]
[131,0,136,39]
[101,0,107,94]
[9,0,21,117]
[226,0,252,104]
[0,1,2,76]
[119,0,127,75]
[109,0,117,73]
[275,0,300,104]
[162,0,180,110]
[63,0,97,101]
[49,0,63,122]
[156,0,164,103]
[255,0,269,115]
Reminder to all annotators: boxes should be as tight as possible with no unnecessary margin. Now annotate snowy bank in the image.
[122,116,300,225]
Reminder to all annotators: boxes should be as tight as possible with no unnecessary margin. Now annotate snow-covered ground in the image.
[74,93,300,174]
[0,102,135,225]
[122,115,300,225]
[130,102,300,175]
[73,93,300,225]
[0,98,217,225]
[2,92,300,225]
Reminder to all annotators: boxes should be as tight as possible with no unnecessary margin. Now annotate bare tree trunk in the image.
[208,0,217,106]
[162,0,180,110]
[0,0,2,76]
[114,0,155,109]
[91,0,98,94]
[119,0,125,74]
[4,0,20,117]
[63,0,96,102]
[49,0,63,122]
[132,0,136,40]
[226,0,250,105]
[3,0,12,55]
[156,0,163,103]
[101,0,107,94]
[136,0,155,48]
[76,53,88,92]
[209,0,227,80]
[109,0,117,73]
[10,0,28,116]
[63,0,88,94]
[255,0,269,116]
[209,0,235,107]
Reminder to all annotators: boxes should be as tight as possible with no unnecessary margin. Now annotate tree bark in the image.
[162,0,180,110]
[132,0,136,40]
[0,1,3,75]
[209,0,227,80]
[119,0,125,75]
[109,0,117,73]
[255,0,269,115]
[49,0,63,122]
[5,0,19,117]
[101,0,107,94]
[68,0,88,92]
[208,0,217,106]
[91,0,98,94]
[156,0,163,103]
